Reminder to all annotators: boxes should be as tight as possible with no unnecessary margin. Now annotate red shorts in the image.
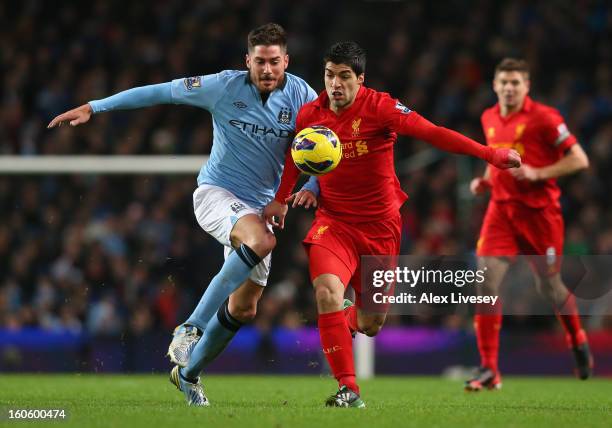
[304,212,401,309]
[476,200,564,275]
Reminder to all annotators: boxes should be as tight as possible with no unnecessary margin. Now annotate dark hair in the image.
[323,42,366,76]
[495,58,530,77]
[247,23,287,52]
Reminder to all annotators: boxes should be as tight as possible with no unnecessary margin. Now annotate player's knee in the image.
[243,233,276,258]
[314,282,343,307]
[231,216,276,257]
[261,233,277,254]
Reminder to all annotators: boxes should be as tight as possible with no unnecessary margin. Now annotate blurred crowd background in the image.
[1,0,611,353]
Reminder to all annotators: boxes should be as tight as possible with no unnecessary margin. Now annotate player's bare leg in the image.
[169,214,273,367]
[190,211,273,331]
[534,272,569,307]
[534,273,593,379]
[315,273,345,313]
[477,256,509,297]
[466,256,509,392]
[228,279,264,322]
[229,214,276,258]
[314,274,365,408]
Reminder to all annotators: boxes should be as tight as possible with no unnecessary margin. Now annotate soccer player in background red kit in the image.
[264,42,521,407]
[465,58,593,392]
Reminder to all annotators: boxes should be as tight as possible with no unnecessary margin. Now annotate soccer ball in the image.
[291,126,342,176]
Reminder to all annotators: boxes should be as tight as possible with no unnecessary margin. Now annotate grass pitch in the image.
[0,374,610,427]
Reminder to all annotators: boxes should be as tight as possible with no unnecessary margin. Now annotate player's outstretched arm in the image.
[48,83,174,129]
[396,112,521,169]
[47,104,92,128]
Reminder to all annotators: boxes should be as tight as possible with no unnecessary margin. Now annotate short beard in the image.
[255,75,279,94]
[258,85,274,94]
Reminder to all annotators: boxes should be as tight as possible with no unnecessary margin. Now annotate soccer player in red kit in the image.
[264,42,521,407]
[465,58,593,392]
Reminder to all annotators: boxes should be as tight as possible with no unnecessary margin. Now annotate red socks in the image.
[554,294,587,348]
[318,311,359,393]
[474,313,502,373]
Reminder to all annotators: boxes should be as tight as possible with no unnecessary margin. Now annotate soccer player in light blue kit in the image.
[48,23,317,406]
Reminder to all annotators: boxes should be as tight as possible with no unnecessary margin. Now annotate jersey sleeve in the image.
[377,94,494,162]
[290,77,318,114]
[89,83,173,113]
[301,175,320,196]
[170,72,229,111]
[376,93,420,132]
[305,85,318,103]
[539,109,577,152]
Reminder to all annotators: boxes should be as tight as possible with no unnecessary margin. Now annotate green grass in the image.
[0,375,610,427]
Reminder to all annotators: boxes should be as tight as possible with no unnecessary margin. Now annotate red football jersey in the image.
[293,86,418,223]
[276,85,496,222]
[481,96,577,208]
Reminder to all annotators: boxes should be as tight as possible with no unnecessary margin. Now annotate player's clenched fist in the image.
[469,177,492,195]
[489,148,521,169]
[47,104,92,128]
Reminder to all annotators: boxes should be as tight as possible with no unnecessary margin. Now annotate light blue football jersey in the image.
[170,71,317,209]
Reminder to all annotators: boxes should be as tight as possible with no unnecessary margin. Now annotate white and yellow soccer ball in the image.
[291,126,342,176]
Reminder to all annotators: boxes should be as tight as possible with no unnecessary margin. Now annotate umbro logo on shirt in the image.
[233,101,248,109]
